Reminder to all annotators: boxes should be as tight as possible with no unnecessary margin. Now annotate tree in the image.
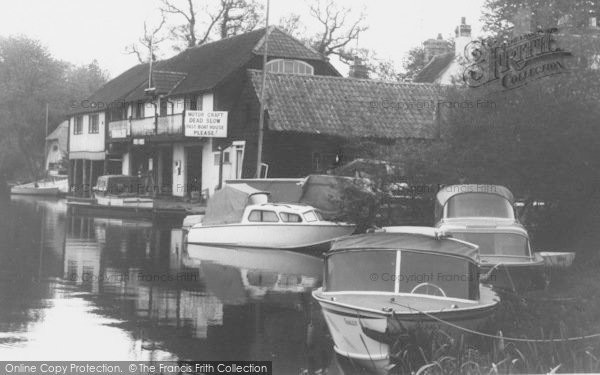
[125,16,168,63]
[482,0,600,37]
[160,0,264,50]
[402,46,428,81]
[306,0,368,58]
[0,36,108,182]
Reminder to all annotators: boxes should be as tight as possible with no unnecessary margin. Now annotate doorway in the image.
[186,146,203,198]
[159,146,173,195]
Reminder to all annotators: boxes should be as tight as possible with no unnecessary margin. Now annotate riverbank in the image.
[383,239,600,374]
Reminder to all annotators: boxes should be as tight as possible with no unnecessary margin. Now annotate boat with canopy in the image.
[313,228,498,374]
[185,183,355,249]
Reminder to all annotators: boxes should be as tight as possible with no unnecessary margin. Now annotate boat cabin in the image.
[323,231,481,301]
[442,223,534,259]
[93,175,146,197]
[241,203,325,224]
[435,184,516,223]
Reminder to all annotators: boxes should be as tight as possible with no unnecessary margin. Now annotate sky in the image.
[0,0,486,78]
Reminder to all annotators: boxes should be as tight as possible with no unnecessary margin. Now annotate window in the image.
[74,116,83,134]
[303,211,319,222]
[213,152,231,165]
[52,144,59,152]
[265,59,314,75]
[185,95,200,110]
[135,101,145,118]
[451,232,530,256]
[88,114,99,134]
[447,193,514,218]
[248,210,280,222]
[279,212,302,222]
[159,98,168,117]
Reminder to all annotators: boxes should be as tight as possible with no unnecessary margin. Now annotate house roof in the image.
[70,63,150,114]
[248,70,444,139]
[124,70,187,102]
[413,52,454,83]
[46,120,68,151]
[71,27,330,115]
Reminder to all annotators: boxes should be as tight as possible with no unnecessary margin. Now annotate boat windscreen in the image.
[326,250,396,292]
[447,193,514,218]
[325,250,479,300]
[203,184,268,225]
[451,232,529,256]
[398,251,477,300]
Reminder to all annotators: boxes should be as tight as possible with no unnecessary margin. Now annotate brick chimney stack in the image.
[454,17,472,59]
[423,33,451,61]
[349,56,369,79]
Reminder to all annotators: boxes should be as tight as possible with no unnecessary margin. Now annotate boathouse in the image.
[67,27,445,199]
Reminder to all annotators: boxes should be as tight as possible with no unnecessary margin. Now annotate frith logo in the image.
[463,28,572,89]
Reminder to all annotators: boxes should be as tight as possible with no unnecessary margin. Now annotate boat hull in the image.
[313,288,498,374]
[10,186,60,196]
[95,195,154,209]
[480,255,547,291]
[186,223,355,249]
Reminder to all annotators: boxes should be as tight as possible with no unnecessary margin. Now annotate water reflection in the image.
[0,197,339,374]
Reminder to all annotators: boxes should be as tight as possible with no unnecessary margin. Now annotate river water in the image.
[0,196,341,374]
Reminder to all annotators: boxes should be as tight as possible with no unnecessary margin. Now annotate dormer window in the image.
[265,59,314,75]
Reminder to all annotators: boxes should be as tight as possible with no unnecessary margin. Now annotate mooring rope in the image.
[389,301,600,343]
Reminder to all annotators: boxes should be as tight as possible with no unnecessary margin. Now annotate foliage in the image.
[482,0,600,37]
[402,46,428,81]
[0,36,108,182]
[160,0,264,51]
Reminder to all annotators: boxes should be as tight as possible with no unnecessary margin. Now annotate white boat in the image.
[433,185,571,291]
[10,176,68,196]
[313,229,499,374]
[186,184,355,249]
[184,244,322,302]
[93,175,154,209]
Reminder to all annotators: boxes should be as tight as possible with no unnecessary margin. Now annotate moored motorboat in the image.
[10,176,68,196]
[433,185,550,291]
[93,175,154,209]
[313,229,499,374]
[185,184,355,249]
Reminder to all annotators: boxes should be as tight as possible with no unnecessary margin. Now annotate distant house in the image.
[67,27,446,198]
[46,120,68,176]
[414,17,472,84]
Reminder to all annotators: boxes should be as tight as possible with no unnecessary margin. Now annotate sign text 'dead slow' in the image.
[184,111,228,138]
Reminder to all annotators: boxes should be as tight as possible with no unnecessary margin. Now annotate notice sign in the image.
[184,111,228,138]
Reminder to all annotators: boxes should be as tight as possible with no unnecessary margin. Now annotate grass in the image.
[384,240,600,374]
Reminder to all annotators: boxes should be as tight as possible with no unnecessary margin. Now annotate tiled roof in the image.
[254,27,323,60]
[70,27,329,114]
[124,70,187,102]
[248,70,444,139]
[70,63,149,114]
[413,52,454,83]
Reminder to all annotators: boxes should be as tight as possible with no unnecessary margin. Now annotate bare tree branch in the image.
[125,15,167,63]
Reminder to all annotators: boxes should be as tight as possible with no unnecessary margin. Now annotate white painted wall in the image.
[45,140,64,169]
[172,144,186,197]
[122,152,130,175]
[69,113,105,153]
[202,93,214,111]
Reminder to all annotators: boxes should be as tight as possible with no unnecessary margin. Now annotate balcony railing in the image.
[108,113,184,140]
[108,119,129,139]
[157,113,183,135]
[130,117,157,137]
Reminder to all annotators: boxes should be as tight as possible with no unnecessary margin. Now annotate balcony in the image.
[108,114,184,140]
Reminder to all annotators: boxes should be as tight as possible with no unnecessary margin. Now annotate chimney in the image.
[454,17,472,59]
[349,56,369,79]
[423,33,451,61]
